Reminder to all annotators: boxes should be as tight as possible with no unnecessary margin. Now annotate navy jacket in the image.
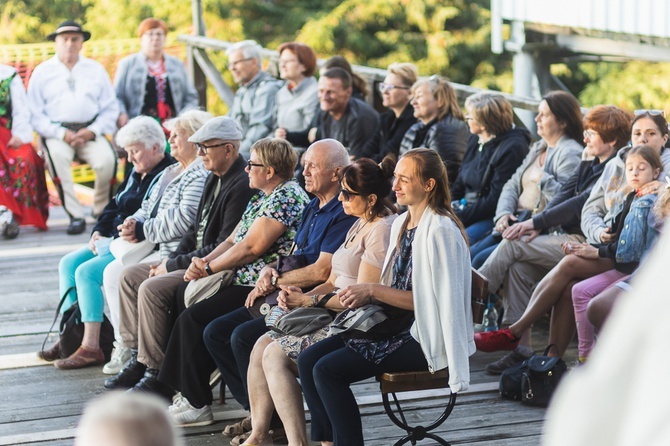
[93,153,175,238]
[451,127,531,226]
[362,103,417,161]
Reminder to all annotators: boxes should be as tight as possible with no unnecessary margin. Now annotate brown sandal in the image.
[223,416,252,438]
[54,346,105,369]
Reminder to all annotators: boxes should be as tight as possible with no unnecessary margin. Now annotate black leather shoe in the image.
[127,368,174,402]
[67,218,86,235]
[104,355,146,390]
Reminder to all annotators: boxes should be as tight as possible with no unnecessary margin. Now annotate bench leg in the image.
[382,391,457,446]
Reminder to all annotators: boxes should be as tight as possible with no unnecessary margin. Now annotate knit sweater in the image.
[381,208,474,392]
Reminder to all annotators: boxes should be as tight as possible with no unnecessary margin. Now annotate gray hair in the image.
[115,116,165,151]
[74,392,183,446]
[309,139,350,170]
[166,109,214,138]
[226,40,262,66]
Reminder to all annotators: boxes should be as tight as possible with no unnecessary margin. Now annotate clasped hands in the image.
[64,128,95,149]
[117,218,137,242]
[496,215,541,242]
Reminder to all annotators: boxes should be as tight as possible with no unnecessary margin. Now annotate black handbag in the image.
[520,345,568,407]
[265,306,334,336]
[42,287,115,361]
[499,358,530,401]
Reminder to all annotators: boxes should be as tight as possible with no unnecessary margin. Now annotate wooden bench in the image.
[377,268,488,446]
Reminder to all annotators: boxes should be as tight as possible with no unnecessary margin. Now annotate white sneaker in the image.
[102,342,131,375]
[169,397,213,426]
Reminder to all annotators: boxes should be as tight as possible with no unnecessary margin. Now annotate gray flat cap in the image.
[188,116,243,143]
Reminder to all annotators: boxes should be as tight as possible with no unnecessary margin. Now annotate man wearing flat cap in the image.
[28,20,119,235]
[105,116,254,398]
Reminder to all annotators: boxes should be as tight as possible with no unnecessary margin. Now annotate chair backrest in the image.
[471,268,488,324]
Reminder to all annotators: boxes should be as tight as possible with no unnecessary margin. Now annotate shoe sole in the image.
[177,418,214,427]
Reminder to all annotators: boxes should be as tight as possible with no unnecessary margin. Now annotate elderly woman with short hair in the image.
[451,92,531,244]
[114,18,199,128]
[39,116,175,370]
[100,110,212,375]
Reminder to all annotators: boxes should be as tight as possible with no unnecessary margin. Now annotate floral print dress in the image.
[232,180,309,285]
[0,71,49,229]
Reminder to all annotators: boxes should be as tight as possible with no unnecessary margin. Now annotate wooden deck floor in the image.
[0,206,578,446]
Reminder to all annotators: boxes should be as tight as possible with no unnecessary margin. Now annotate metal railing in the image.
[178,34,542,131]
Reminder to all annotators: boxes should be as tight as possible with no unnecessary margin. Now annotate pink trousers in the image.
[572,269,628,358]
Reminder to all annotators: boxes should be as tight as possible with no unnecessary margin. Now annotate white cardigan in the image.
[381,208,475,392]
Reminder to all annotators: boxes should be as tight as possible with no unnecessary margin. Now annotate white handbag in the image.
[109,238,156,266]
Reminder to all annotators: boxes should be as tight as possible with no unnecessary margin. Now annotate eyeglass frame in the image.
[247,160,265,170]
[339,187,360,202]
[583,129,598,139]
[228,57,254,70]
[378,83,411,94]
[195,141,232,155]
[142,30,166,39]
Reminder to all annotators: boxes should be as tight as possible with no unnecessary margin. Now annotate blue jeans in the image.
[203,307,268,410]
[58,245,114,322]
[465,219,494,245]
[470,233,500,269]
[297,336,428,445]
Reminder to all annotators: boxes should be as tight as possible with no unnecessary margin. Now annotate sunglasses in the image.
[339,188,360,202]
[634,109,665,117]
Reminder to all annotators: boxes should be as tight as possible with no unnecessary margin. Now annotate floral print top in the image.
[232,180,309,285]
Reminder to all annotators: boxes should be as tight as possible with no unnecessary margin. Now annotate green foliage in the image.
[3,0,667,113]
[0,0,87,44]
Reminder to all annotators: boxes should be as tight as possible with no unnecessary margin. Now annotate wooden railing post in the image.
[189,0,207,107]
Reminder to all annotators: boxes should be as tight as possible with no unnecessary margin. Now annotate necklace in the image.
[345,219,369,248]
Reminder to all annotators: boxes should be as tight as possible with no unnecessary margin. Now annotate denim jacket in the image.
[114,52,199,119]
[614,194,658,264]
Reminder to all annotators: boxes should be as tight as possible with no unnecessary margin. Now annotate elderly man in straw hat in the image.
[28,20,119,235]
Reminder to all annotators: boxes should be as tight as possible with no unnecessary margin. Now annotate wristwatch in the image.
[205,262,214,276]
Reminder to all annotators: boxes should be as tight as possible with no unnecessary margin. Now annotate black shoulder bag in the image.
[41,287,115,361]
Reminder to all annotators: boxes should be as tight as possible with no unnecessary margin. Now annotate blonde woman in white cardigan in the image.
[297,148,475,446]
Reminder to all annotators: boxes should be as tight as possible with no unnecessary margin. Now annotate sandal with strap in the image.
[229,431,251,446]
[223,416,252,438]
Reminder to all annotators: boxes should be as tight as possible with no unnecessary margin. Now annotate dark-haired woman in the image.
[469,90,584,268]
[241,157,397,445]
[298,148,474,445]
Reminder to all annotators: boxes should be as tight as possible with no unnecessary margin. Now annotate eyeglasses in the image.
[583,129,598,139]
[339,188,360,202]
[228,57,253,70]
[247,160,264,169]
[143,31,165,39]
[378,83,410,94]
[196,142,230,155]
[634,109,665,117]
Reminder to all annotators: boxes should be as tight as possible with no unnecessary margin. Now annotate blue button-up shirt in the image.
[294,196,357,264]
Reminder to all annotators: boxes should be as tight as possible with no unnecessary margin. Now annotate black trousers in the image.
[158,283,252,407]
